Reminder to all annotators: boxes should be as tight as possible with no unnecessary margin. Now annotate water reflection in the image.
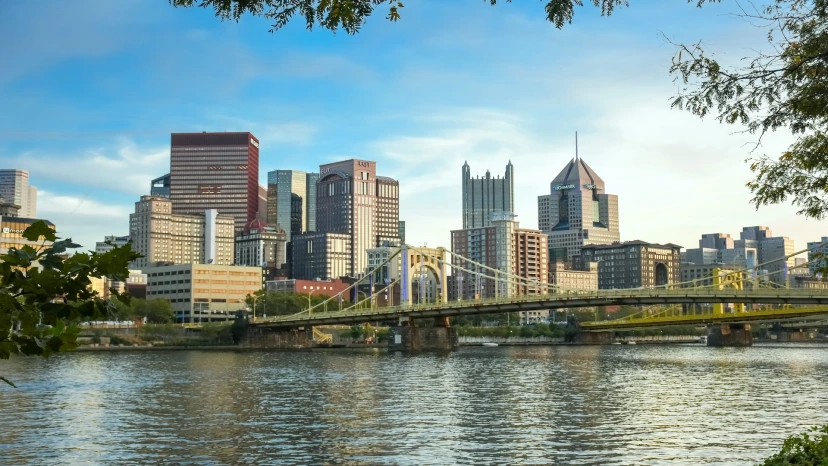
[1,345,827,465]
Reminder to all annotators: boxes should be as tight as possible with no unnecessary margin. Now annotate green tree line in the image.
[244,289,344,317]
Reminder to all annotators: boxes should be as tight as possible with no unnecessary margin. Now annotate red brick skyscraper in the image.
[169,132,260,232]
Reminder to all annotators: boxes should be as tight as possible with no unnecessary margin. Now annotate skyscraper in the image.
[266,170,319,242]
[314,159,400,276]
[450,212,548,306]
[808,236,828,276]
[169,132,259,233]
[129,195,235,269]
[0,169,37,218]
[461,161,514,229]
[739,226,793,285]
[540,148,620,261]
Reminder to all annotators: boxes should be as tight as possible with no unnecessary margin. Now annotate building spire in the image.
[575,131,579,161]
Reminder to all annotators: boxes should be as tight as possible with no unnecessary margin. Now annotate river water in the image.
[1,344,827,465]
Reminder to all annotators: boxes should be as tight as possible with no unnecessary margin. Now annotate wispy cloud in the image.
[210,116,318,147]
[38,190,131,250]
[4,140,169,196]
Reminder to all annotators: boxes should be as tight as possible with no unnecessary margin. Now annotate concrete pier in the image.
[776,330,811,342]
[577,331,614,345]
[388,326,458,351]
[246,327,314,349]
[707,324,753,347]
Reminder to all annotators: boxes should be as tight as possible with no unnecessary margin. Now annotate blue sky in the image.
[0,0,822,253]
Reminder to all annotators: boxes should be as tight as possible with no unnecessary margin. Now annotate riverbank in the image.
[76,345,240,352]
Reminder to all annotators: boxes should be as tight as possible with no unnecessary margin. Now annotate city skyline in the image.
[0,0,823,253]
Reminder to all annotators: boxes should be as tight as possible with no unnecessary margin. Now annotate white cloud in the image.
[37,190,130,251]
[373,97,821,257]
[6,140,169,196]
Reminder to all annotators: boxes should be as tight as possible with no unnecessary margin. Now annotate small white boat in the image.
[627,341,637,345]
[482,342,499,347]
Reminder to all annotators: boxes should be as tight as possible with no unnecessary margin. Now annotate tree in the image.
[0,221,140,387]
[760,424,828,465]
[244,289,336,317]
[168,0,664,35]
[137,299,176,324]
[670,0,828,220]
[111,298,135,322]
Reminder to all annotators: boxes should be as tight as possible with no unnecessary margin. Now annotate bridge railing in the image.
[254,287,828,324]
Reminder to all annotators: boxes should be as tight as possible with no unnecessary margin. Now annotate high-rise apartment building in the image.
[169,132,259,232]
[450,213,547,300]
[461,161,514,229]
[540,155,620,262]
[0,169,37,218]
[315,159,400,276]
[266,170,319,242]
[513,223,549,296]
[580,241,682,289]
[150,173,171,198]
[129,195,235,269]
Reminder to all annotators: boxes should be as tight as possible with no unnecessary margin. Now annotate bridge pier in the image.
[707,324,752,347]
[388,325,458,351]
[776,330,811,342]
[246,327,314,349]
[576,331,614,345]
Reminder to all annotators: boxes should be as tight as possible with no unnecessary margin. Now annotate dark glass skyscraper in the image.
[266,170,319,242]
[169,132,259,232]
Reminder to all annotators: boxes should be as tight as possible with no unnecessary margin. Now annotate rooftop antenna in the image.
[575,131,579,161]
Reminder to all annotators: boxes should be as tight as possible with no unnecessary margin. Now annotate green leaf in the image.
[21,220,56,243]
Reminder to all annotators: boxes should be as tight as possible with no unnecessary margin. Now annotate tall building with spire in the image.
[539,133,620,261]
[461,161,514,229]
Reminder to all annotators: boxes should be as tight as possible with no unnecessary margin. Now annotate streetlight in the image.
[252,293,263,323]
[307,288,317,316]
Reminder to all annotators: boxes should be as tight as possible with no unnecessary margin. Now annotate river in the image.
[1,344,827,465]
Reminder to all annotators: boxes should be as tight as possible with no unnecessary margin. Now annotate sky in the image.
[0,0,823,255]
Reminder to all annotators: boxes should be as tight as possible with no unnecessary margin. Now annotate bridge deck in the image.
[581,306,828,331]
[253,289,828,329]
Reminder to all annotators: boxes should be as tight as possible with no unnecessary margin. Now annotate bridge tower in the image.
[712,268,745,314]
[397,245,448,307]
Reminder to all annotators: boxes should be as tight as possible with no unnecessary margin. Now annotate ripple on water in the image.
[0,345,827,465]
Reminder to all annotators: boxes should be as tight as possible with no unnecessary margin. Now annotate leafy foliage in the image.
[245,289,338,317]
[1,221,140,385]
[169,0,717,34]
[759,424,828,465]
[131,299,176,324]
[670,0,828,218]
